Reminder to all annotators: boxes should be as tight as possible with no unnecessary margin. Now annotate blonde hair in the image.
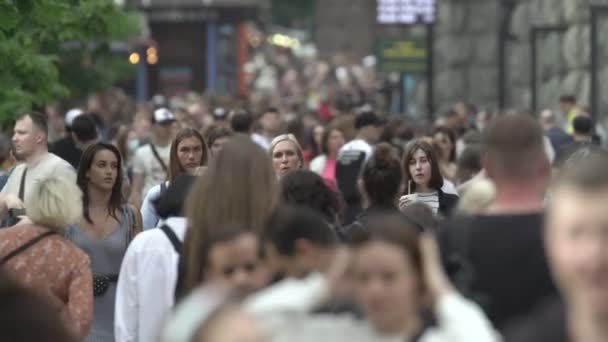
[456,178,496,214]
[269,134,304,167]
[26,177,83,231]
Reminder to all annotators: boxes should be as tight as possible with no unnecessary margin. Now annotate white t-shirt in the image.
[132,144,171,198]
[252,133,271,151]
[115,217,187,342]
[338,139,373,161]
[2,153,76,202]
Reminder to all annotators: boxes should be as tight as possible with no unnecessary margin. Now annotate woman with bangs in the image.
[399,140,459,217]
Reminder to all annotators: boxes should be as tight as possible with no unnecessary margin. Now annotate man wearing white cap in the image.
[130,108,176,209]
[50,108,84,168]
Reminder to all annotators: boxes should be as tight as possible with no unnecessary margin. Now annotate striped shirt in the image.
[417,191,439,214]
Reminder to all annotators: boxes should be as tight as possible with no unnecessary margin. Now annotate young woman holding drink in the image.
[399,140,458,217]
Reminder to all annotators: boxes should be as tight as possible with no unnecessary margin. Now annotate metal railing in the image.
[529,25,567,112]
[590,5,608,120]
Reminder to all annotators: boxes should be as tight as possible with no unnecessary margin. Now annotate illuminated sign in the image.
[377,0,436,24]
[376,36,427,73]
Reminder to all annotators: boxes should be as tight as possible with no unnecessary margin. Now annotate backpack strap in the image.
[160,181,167,194]
[160,224,182,253]
[0,231,56,266]
[149,144,168,173]
[18,167,27,202]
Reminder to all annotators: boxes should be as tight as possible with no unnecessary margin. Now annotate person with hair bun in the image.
[360,143,403,213]
[339,143,403,240]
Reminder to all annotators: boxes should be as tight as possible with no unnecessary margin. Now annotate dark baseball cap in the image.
[355,111,384,129]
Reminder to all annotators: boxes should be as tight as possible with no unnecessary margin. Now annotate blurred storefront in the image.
[127,0,269,99]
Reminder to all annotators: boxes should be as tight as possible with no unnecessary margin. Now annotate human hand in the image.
[3,194,24,210]
[419,232,453,305]
[398,194,417,211]
[325,247,353,296]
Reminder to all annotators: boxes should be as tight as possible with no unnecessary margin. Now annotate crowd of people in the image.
[0,90,606,342]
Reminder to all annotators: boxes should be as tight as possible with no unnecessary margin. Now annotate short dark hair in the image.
[205,126,234,148]
[280,169,341,224]
[71,115,98,142]
[482,113,545,180]
[402,139,444,192]
[154,175,196,219]
[363,143,402,207]
[265,107,279,115]
[559,94,577,103]
[231,111,254,133]
[573,115,593,135]
[264,205,337,256]
[17,111,48,135]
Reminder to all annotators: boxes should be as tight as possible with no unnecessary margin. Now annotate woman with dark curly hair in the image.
[279,169,341,226]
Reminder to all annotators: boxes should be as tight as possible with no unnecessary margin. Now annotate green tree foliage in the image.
[0,0,141,122]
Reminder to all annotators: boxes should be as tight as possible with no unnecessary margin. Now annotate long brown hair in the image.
[182,136,278,293]
[402,139,444,193]
[168,128,209,183]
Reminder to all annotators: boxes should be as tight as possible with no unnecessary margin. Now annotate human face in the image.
[354,241,420,334]
[177,137,204,172]
[313,125,325,149]
[327,129,345,156]
[206,233,269,295]
[262,112,281,134]
[272,140,301,177]
[546,185,608,315]
[211,137,231,157]
[154,121,175,142]
[433,132,453,162]
[12,116,43,160]
[87,149,119,192]
[408,149,432,191]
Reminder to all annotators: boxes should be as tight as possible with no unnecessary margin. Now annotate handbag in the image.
[92,205,137,297]
[92,274,119,297]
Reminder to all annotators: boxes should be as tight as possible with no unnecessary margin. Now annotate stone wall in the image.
[434,0,608,116]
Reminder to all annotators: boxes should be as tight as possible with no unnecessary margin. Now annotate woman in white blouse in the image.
[245,213,500,342]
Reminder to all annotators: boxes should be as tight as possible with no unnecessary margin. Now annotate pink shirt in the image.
[321,158,337,190]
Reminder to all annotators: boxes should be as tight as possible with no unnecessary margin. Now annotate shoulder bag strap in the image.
[0,231,56,266]
[149,144,168,173]
[123,205,137,248]
[18,167,27,201]
[160,224,182,253]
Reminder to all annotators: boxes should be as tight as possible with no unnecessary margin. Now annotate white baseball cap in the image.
[153,108,176,124]
[65,108,84,127]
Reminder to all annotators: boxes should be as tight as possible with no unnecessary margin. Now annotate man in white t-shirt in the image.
[336,111,384,224]
[2,112,76,220]
[130,108,176,209]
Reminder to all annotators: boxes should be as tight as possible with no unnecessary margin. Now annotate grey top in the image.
[65,205,135,342]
